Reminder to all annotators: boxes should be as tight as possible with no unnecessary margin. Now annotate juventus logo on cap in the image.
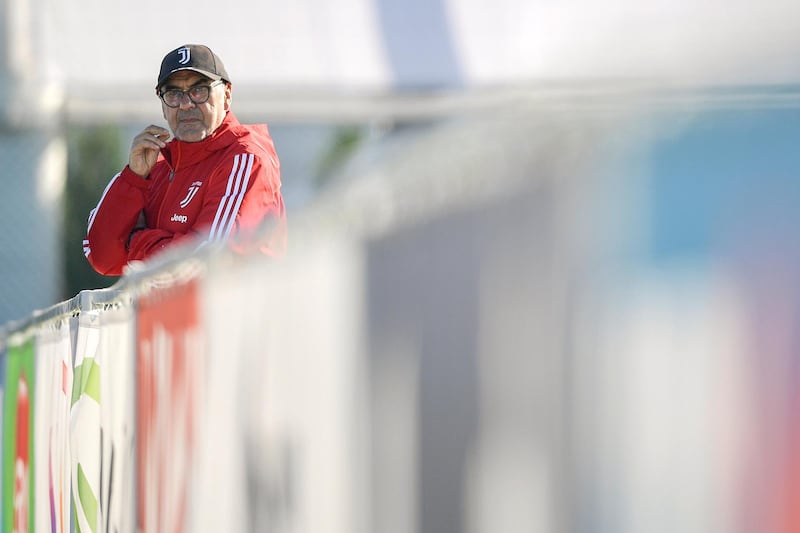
[177,47,190,65]
[158,44,230,88]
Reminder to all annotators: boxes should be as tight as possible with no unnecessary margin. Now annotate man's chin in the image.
[175,128,209,143]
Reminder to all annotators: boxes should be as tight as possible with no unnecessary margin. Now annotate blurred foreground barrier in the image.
[2,87,800,533]
[0,232,364,533]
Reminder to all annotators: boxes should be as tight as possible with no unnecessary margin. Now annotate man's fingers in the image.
[133,133,167,150]
[135,138,165,151]
[144,124,170,136]
[140,126,170,145]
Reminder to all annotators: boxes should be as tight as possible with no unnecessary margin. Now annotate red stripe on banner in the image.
[62,361,68,396]
[15,373,30,533]
[136,280,203,533]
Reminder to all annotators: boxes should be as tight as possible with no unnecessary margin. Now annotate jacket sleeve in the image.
[131,151,285,259]
[202,151,286,256]
[84,166,150,276]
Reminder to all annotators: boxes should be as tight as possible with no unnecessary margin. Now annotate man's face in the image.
[160,71,231,142]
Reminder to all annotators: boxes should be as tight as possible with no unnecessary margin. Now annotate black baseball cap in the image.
[156,44,230,89]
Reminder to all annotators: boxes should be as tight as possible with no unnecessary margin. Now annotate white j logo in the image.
[177,48,190,65]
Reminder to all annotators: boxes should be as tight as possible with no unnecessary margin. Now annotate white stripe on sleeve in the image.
[208,154,254,243]
[220,154,254,241]
[87,173,121,232]
[208,154,241,241]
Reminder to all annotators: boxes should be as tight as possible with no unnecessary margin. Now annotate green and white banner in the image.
[70,312,101,533]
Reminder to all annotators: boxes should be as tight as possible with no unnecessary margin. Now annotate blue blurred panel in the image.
[375,0,464,89]
[647,101,800,263]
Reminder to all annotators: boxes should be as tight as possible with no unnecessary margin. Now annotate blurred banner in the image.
[2,338,35,533]
[71,310,104,533]
[137,279,202,533]
[99,306,136,533]
[34,317,72,533]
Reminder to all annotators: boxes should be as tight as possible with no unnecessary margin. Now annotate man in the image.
[84,44,286,276]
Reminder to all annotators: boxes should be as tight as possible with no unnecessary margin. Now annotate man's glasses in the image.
[158,80,224,108]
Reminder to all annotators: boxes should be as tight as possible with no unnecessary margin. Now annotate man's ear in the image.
[224,83,232,111]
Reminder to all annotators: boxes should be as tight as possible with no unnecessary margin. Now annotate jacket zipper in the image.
[157,168,177,226]
[156,144,179,226]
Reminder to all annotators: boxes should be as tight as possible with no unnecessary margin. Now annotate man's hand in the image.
[129,125,170,178]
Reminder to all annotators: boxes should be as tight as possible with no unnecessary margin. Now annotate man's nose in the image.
[178,92,196,109]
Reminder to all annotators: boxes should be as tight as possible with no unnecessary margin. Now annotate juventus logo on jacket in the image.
[179,181,203,208]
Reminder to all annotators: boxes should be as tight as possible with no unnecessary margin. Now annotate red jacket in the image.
[84,112,286,276]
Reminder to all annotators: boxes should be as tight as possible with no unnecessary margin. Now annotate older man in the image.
[84,44,286,276]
